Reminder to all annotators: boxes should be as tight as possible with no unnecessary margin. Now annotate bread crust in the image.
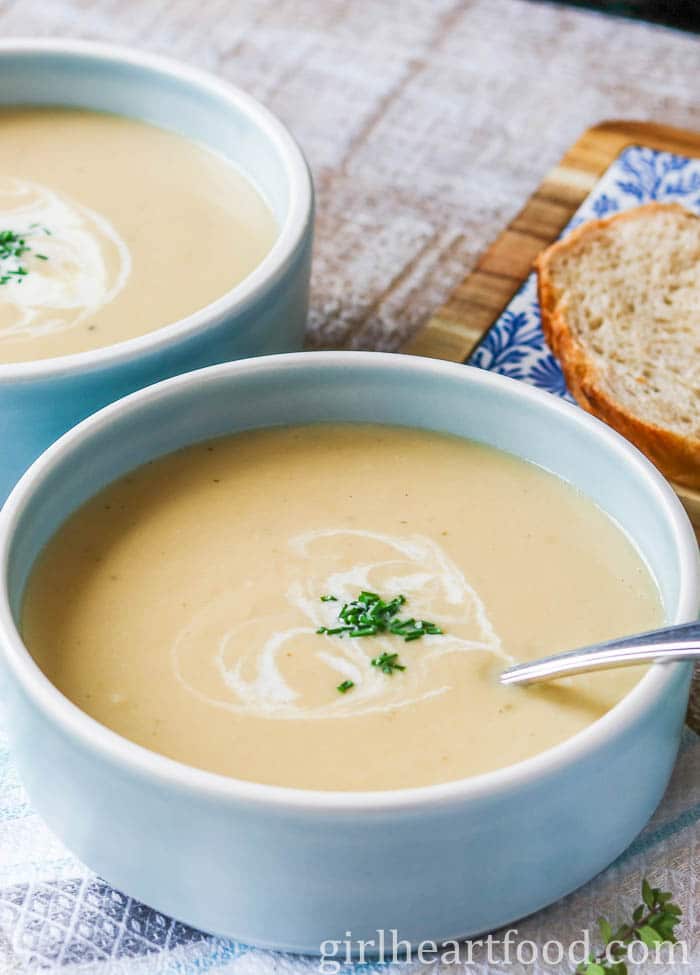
[535,202,700,490]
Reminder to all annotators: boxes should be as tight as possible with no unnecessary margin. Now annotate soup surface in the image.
[0,108,277,363]
[23,425,662,791]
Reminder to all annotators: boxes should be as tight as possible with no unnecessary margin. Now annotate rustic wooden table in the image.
[2,0,700,355]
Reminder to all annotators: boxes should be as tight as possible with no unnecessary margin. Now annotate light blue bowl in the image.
[0,352,697,952]
[0,39,314,503]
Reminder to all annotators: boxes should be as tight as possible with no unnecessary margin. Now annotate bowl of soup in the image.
[0,352,697,950]
[0,38,313,501]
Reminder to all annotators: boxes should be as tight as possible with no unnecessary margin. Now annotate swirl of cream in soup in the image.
[172,529,512,720]
[0,178,130,342]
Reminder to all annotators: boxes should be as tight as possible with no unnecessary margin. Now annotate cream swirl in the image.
[172,529,510,720]
[0,178,131,342]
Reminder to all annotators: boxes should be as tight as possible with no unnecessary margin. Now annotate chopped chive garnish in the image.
[0,227,51,284]
[336,680,354,694]
[318,590,444,645]
[371,652,406,675]
[318,590,444,689]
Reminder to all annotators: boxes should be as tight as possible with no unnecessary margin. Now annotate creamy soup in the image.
[22,425,662,791]
[0,108,277,362]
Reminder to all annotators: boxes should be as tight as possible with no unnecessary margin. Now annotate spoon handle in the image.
[499,620,700,686]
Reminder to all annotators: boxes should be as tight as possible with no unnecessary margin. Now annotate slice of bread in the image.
[536,202,700,489]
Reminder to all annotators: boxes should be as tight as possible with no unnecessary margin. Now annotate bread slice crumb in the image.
[536,202,700,488]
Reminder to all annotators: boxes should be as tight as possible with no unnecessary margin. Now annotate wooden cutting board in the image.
[403,119,700,536]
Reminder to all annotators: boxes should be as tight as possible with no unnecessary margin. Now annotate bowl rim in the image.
[0,37,313,383]
[0,351,697,812]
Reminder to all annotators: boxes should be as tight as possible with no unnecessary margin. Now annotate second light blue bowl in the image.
[0,39,314,502]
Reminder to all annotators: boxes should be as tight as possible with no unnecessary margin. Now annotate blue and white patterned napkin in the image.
[1,146,699,973]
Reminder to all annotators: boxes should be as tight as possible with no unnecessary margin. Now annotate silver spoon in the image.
[499,620,700,686]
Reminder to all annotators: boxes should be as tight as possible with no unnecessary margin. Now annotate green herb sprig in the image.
[0,226,50,286]
[575,879,683,975]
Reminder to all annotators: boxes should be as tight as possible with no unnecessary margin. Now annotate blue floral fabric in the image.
[469,146,700,393]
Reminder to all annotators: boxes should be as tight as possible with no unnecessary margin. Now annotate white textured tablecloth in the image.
[0,1,699,971]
